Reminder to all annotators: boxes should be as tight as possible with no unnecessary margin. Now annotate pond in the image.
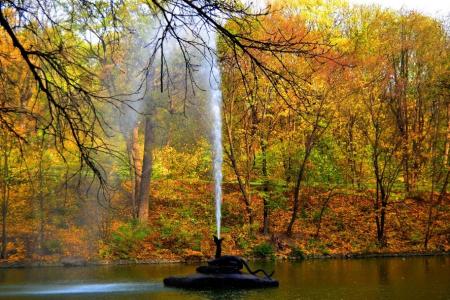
[0,256,448,299]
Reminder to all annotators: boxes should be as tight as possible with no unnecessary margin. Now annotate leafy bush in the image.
[307,138,345,185]
[43,239,62,254]
[409,231,423,245]
[290,246,305,260]
[108,221,150,259]
[157,216,192,253]
[306,238,331,256]
[320,247,331,256]
[252,242,274,259]
[152,140,211,180]
[312,210,322,223]
[236,236,250,250]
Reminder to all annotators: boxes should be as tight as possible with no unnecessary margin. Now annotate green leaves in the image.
[108,221,150,259]
[252,242,275,259]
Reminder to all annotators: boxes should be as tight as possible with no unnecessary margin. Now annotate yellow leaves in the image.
[152,141,211,180]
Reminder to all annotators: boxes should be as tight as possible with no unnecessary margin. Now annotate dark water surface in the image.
[0,256,448,299]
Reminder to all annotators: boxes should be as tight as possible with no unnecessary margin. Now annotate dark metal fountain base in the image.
[164,237,278,289]
[163,254,278,289]
[164,272,279,289]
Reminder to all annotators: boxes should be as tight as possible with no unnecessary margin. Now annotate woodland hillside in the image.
[0,0,448,263]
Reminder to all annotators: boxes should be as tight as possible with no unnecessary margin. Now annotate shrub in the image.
[157,216,192,253]
[252,242,274,259]
[236,236,250,250]
[409,231,423,245]
[320,247,331,256]
[43,239,62,254]
[290,246,305,260]
[306,238,331,256]
[152,140,211,180]
[108,221,150,259]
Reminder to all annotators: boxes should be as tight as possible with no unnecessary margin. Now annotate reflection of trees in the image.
[195,289,247,300]
[377,259,390,286]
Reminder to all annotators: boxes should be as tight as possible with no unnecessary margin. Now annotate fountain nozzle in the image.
[213,235,224,258]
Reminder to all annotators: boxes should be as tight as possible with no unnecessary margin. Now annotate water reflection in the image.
[0,257,448,300]
[0,283,164,296]
[194,289,248,300]
[377,259,389,285]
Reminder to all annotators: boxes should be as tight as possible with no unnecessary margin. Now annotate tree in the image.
[363,90,402,247]
[286,85,334,236]
[0,128,11,259]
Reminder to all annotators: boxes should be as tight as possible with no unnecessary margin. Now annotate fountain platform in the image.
[164,271,279,289]
[163,237,279,289]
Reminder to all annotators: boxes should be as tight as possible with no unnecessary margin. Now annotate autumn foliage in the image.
[0,1,449,264]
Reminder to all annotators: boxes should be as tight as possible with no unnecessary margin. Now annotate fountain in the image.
[163,31,278,290]
[163,236,279,289]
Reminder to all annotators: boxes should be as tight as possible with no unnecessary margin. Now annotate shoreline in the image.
[1,251,448,269]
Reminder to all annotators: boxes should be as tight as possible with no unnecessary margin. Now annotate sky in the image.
[250,0,450,17]
[348,0,450,17]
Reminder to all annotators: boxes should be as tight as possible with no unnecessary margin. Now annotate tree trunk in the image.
[36,137,47,254]
[283,109,293,185]
[373,148,388,247]
[374,188,388,246]
[347,116,358,187]
[444,102,450,168]
[424,170,449,249]
[378,195,387,247]
[315,190,334,238]
[261,138,270,235]
[226,151,254,225]
[1,146,8,259]
[1,195,6,259]
[287,147,311,236]
[38,163,45,255]
[424,179,435,250]
[400,49,411,192]
[424,98,449,249]
[224,117,254,225]
[401,141,410,193]
[390,47,411,193]
[127,126,141,219]
[138,116,153,222]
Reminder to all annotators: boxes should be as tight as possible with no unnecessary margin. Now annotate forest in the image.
[0,0,449,264]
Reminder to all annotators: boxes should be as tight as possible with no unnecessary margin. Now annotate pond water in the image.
[0,256,448,299]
